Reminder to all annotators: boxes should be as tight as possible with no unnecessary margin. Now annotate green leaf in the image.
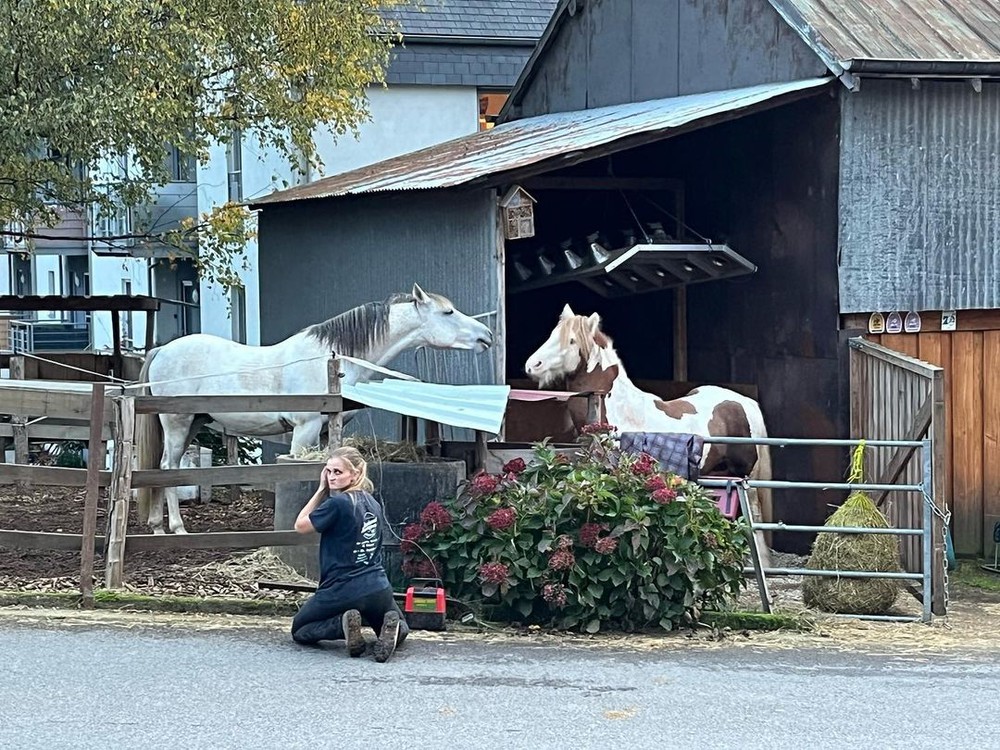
[584,619,601,634]
[515,599,533,617]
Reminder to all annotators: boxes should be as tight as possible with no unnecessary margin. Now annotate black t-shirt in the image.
[308,490,388,595]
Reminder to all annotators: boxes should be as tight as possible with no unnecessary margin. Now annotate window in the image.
[47,271,56,295]
[478,91,508,131]
[226,130,243,203]
[163,145,197,182]
[231,285,247,344]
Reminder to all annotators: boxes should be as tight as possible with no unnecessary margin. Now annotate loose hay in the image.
[292,435,427,464]
[802,444,901,615]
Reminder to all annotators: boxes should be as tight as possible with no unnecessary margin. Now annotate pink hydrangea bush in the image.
[399,428,747,633]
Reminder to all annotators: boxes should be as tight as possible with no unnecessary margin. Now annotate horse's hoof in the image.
[152,528,166,535]
[172,527,189,535]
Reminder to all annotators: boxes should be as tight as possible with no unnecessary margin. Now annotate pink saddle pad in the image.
[707,477,743,519]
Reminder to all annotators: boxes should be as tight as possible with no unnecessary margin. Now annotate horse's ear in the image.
[411,283,431,304]
[587,312,602,333]
[560,303,575,320]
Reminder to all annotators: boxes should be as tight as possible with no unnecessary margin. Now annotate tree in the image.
[0,0,401,291]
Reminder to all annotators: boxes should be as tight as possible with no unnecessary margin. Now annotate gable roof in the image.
[504,0,1000,113]
[387,0,557,41]
[250,78,830,205]
[772,0,1000,77]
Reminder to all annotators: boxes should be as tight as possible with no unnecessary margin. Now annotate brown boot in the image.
[373,611,401,663]
[342,609,364,657]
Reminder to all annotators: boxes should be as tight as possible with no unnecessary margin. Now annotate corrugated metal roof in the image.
[343,380,511,434]
[252,77,830,205]
[771,0,1000,66]
[387,0,557,40]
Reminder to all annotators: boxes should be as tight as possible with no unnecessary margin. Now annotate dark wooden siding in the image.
[516,0,827,117]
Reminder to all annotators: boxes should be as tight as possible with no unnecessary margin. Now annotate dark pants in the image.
[291,582,409,646]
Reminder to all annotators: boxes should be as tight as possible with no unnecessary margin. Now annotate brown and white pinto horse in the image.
[524,304,773,565]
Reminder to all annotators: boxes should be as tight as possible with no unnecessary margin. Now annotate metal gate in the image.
[848,337,948,615]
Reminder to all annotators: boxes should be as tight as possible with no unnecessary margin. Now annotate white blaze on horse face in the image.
[410,283,494,352]
[524,315,583,386]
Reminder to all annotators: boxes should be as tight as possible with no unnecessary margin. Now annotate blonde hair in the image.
[329,446,375,492]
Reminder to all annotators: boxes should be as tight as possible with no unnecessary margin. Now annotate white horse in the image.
[524,304,773,567]
[136,284,493,534]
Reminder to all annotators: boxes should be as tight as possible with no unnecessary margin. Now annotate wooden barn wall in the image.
[507,91,843,553]
[846,310,1000,558]
[514,0,827,118]
[838,80,1000,313]
[256,189,502,444]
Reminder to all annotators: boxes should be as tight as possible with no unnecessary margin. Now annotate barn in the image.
[250,0,1000,560]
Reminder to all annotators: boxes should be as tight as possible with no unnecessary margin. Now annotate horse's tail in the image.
[135,348,163,524]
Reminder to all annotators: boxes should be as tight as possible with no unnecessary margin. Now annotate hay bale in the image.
[802,491,901,615]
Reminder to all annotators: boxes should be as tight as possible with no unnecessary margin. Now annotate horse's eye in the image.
[569,338,576,345]
[444,309,454,315]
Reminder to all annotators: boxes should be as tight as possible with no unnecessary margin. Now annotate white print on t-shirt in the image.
[354,512,379,565]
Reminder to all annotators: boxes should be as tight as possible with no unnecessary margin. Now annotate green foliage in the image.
[54,440,86,468]
[193,427,259,466]
[402,430,749,633]
[0,0,401,290]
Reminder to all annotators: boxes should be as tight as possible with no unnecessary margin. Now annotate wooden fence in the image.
[848,338,947,614]
[0,361,347,604]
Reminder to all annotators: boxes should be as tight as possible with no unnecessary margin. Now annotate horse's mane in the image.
[306,292,430,355]
[557,314,615,371]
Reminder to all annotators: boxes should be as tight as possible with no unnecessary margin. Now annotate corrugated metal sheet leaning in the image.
[344,380,510,434]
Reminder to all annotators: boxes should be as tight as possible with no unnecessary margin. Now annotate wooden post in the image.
[227,434,240,504]
[673,287,688,381]
[80,383,107,607]
[10,355,28,464]
[326,356,343,454]
[104,396,135,589]
[144,310,155,352]
[474,430,489,473]
[425,420,441,457]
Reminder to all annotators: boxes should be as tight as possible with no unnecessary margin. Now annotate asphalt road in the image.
[2,621,997,750]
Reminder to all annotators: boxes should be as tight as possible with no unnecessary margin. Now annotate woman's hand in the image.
[317,466,330,494]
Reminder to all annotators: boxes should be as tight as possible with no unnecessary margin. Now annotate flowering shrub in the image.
[401,430,748,633]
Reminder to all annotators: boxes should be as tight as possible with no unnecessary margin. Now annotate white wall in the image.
[0,255,9,294]
[89,255,150,351]
[310,86,479,177]
[195,85,480,345]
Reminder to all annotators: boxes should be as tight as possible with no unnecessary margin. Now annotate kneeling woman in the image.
[291,446,408,662]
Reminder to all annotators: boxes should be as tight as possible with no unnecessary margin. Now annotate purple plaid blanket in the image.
[619,432,704,479]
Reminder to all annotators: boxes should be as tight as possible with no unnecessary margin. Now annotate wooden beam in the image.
[133,394,343,414]
[841,309,1000,333]
[0,386,120,421]
[111,310,121,358]
[673,286,688,381]
[124,529,316,551]
[0,529,316,552]
[0,294,161,312]
[0,464,111,487]
[80,383,107,608]
[521,176,685,192]
[144,310,155,351]
[0,423,111,441]
[130,461,325,489]
[326,357,343,453]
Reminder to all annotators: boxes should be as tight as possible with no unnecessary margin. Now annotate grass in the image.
[951,560,1000,593]
[700,610,811,632]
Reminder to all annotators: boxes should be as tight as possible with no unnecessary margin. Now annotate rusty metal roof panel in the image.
[771,0,1000,65]
[252,77,830,206]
